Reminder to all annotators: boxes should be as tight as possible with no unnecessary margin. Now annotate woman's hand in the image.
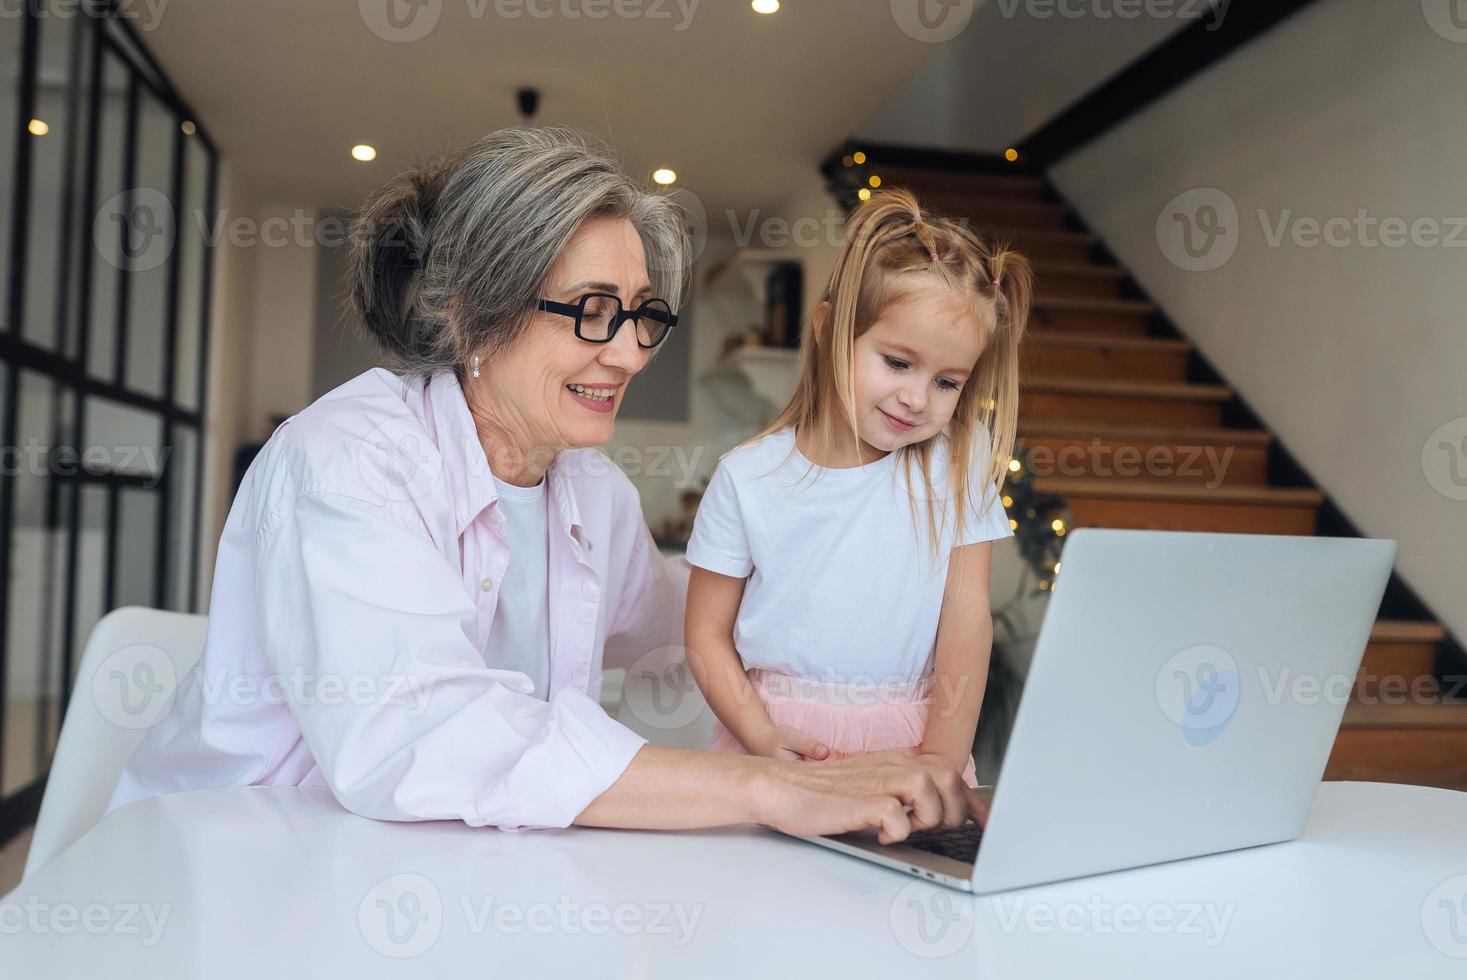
[747,723,831,762]
[751,751,986,845]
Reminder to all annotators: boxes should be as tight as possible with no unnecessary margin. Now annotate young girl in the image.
[684,188,1032,786]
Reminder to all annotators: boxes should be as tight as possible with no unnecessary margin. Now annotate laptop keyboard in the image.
[901,823,983,864]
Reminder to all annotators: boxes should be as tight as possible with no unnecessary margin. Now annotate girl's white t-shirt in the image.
[685,426,1013,685]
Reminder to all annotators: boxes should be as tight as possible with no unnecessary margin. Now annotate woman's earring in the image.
[470,355,480,379]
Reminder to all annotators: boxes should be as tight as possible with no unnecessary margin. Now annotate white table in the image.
[5,781,1466,977]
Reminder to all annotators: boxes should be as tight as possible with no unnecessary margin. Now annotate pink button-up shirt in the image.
[105,367,682,829]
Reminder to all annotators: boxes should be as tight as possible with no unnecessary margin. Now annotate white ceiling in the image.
[138,0,943,220]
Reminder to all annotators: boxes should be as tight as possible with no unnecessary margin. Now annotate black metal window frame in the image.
[0,1,218,843]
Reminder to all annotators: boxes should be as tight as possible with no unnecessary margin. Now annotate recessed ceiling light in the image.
[352,144,377,162]
[28,118,48,136]
[752,0,779,13]
[652,168,677,185]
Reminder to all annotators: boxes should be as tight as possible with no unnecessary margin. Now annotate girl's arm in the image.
[919,541,996,771]
[684,565,829,761]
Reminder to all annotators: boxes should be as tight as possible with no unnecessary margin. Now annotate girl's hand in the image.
[748,723,831,762]
[752,751,984,843]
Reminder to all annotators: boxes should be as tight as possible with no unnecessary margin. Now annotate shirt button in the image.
[480,576,494,592]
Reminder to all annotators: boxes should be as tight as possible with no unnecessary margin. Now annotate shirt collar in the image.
[420,369,588,545]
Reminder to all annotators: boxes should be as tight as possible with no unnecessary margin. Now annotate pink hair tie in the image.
[929,250,939,262]
[993,277,1001,287]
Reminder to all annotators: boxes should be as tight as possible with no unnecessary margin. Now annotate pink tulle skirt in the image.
[709,667,979,787]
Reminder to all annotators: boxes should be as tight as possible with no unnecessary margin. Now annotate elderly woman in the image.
[106,127,980,842]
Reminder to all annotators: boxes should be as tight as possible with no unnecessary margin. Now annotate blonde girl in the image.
[684,188,1033,785]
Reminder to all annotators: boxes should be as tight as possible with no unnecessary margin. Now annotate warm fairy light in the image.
[868,175,881,188]
[842,155,853,167]
[857,188,871,201]
[351,144,377,162]
[1053,561,1061,574]
[1009,518,1019,531]
[28,118,48,136]
[181,120,196,135]
[1002,495,1013,508]
[1051,518,1067,535]
[652,168,677,185]
[1008,459,1022,472]
[752,0,779,12]
[1004,148,1020,162]
[853,151,866,164]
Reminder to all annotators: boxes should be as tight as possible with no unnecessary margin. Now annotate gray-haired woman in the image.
[106,127,984,841]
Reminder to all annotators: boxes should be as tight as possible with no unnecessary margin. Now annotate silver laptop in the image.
[791,528,1398,893]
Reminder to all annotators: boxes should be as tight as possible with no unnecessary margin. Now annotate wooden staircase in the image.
[875,160,1467,791]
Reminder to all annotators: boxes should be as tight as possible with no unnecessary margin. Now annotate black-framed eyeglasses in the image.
[534,293,678,349]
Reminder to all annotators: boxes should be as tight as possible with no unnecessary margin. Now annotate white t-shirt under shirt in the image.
[483,473,552,699]
[685,426,1013,685]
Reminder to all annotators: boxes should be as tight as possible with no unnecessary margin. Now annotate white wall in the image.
[1049,0,1467,643]
[859,0,1190,153]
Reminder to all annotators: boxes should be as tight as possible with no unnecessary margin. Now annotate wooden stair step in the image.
[1369,620,1448,644]
[925,196,1073,231]
[1327,698,1467,791]
[1356,620,1447,699]
[1032,296,1158,336]
[1032,261,1129,300]
[1035,476,1321,535]
[1032,477,1322,505]
[1037,297,1157,316]
[874,167,1048,200]
[1018,421,1270,486]
[1018,419,1270,445]
[1340,699,1467,729]
[1023,332,1191,383]
[1025,378,1232,427]
[1008,228,1098,263]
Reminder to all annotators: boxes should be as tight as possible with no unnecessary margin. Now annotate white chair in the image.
[22,606,208,882]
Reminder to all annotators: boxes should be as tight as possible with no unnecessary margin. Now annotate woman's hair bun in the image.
[347,152,456,364]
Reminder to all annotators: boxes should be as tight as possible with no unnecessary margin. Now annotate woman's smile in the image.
[567,382,620,413]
